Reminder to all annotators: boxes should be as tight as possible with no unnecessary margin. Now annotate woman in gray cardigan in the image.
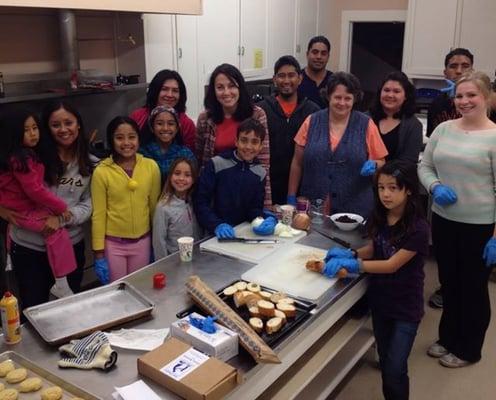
[370,71,423,164]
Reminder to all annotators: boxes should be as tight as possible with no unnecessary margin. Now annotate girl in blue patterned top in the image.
[139,106,196,183]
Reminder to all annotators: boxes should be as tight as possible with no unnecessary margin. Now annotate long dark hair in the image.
[370,71,416,121]
[106,116,140,159]
[145,69,187,113]
[140,106,184,147]
[0,108,41,173]
[368,160,423,245]
[204,63,253,124]
[41,101,92,186]
[159,157,198,204]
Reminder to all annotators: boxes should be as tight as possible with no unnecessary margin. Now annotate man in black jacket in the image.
[259,55,320,205]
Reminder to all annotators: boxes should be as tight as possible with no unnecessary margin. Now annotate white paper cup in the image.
[177,236,194,262]
[280,204,295,225]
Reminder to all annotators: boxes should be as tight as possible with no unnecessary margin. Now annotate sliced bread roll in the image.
[266,317,283,334]
[306,259,325,273]
[249,317,264,333]
[257,300,275,317]
[247,282,261,293]
[277,297,295,305]
[223,285,238,297]
[274,309,287,325]
[259,291,272,300]
[270,291,287,304]
[276,302,297,318]
[248,305,261,318]
[235,281,248,291]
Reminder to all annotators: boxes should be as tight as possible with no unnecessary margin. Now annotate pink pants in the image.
[15,209,77,278]
[104,234,151,282]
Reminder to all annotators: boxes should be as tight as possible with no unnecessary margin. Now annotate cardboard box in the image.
[138,337,238,400]
[170,312,239,361]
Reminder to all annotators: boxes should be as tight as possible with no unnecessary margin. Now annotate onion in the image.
[292,213,311,230]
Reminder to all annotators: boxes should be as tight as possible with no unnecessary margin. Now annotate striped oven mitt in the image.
[58,331,118,371]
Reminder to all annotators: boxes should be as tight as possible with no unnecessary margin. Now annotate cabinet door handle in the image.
[296,44,301,53]
[178,48,183,58]
[241,46,245,56]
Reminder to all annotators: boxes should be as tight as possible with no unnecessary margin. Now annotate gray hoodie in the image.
[152,195,201,260]
[10,156,96,251]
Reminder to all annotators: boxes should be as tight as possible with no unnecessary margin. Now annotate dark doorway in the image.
[350,22,405,111]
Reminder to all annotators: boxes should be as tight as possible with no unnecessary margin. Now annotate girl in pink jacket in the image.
[0,109,77,298]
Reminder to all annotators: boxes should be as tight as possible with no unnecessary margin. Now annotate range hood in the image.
[0,0,202,14]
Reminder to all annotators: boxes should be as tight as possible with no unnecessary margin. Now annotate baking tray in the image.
[0,351,99,399]
[24,282,154,345]
[177,280,316,349]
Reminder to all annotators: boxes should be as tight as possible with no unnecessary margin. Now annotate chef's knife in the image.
[312,228,351,249]
[218,237,279,244]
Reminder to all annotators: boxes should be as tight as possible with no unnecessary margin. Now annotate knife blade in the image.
[218,237,279,244]
[312,228,351,249]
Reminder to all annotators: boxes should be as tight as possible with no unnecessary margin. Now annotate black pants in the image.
[10,240,85,311]
[432,213,493,362]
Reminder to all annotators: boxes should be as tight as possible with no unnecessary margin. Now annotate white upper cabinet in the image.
[295,0,319,67]
[268,0,297,70]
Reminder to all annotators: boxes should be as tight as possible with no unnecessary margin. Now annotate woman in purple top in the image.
[320,160,429,400]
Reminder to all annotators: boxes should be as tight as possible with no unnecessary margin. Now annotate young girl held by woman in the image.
[319,160,429,400]
[0,109,77,297]
[152,157,201,259]
[91,117,161,284]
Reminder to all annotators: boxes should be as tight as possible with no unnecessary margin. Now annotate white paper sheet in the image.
[113,380,162,400]
[105,328,169,351]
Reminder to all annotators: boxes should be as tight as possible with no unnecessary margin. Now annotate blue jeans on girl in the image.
[372,312,419,400]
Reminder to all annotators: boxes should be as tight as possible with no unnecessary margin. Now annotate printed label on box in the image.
[161,348,209,381]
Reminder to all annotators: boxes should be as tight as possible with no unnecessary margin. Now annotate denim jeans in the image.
[372,312,419,400]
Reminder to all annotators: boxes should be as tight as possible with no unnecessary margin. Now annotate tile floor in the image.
[330,257,496,400]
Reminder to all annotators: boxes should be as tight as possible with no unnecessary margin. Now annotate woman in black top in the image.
[370,71,423,164]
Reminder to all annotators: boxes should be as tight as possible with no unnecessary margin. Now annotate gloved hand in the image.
[432,184,458,206]
[323,257,360,278]
[482,237,496,267]
[263,209,277,220]
[58,331,118,370]
[287,195,297,206]
[440,79,456,98]
[253,216,278,236]
[360,160,377,176]
[214,223,235,239]
[94,257,110,285]
[324,247,355,262]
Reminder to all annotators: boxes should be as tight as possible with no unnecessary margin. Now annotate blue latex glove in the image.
[214,223,235,239]
[189,315,218,333]
[263,209,277,220]
[360,160,377,176]
[287,195,297,206]
[440,79,456,98]
[432,184,458,206]
[324,247,355,262]
[94,258,110,285]
[253,216,278,236]
[323,258,360,278]
[482,237,496,267]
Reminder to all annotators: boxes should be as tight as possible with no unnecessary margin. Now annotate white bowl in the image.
[330,213,364,231]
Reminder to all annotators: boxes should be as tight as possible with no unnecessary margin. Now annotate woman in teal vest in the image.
[288,72,388,218]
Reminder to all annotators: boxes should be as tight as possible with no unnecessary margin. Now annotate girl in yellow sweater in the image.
[91,116,161,283]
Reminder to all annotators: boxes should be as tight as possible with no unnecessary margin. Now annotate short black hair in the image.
[204,63,254,124]
[145,69,187,113]
[444,48,474,68]
[106,116,140,159]
[236,118,266,142]
[307,36,331,53]
[370,71,416,121]
[325,72,363,103]
[274,55,301,75]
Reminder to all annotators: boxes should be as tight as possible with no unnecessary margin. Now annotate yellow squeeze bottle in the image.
[0,291,21,344]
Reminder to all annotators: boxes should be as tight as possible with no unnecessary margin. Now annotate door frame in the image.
[339,10,407,72]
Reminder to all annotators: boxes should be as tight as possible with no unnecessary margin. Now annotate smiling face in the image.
[23,116,40,148]
[48,107,80,149]
[273,64,302,99]
[157,79,180,108]
[235,130,263,162]
[214,73,240,114]
[170,160,194,198]
[329,84,354,118]
[454,81,488,118]
[306,42,330,73]
[153,111,178,148]
[112,123,139,160]
[380,80,406,115]
[377,173,409,213]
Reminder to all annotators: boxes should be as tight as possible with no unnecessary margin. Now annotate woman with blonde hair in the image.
[419,71,496,368]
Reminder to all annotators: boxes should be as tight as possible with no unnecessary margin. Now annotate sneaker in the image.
[439,353,470,368]
[427,343,449,358]
[428,288,443,309]
[50,283,74,298]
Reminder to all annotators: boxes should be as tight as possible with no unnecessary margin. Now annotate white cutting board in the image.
[241,243,338,301]
[200,222,306,263]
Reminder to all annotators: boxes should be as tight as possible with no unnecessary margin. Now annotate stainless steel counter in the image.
[0,222,370,399]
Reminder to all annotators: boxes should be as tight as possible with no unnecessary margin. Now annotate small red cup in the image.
[153,272,166,289]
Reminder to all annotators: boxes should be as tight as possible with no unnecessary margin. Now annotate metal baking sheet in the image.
[24,282,154,345]
[0,351,99,399]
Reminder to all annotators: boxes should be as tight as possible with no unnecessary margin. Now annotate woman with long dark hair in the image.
[130,69,196,151]
[196,63,272,205]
